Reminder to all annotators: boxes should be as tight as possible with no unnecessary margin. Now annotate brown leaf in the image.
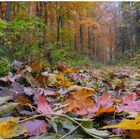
[24,72,39,87]
[16,96,31,106]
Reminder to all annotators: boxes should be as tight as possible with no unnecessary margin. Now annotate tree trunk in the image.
[5,2,11,21]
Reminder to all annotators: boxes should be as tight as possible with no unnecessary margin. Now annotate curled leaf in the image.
[84,128,109,137]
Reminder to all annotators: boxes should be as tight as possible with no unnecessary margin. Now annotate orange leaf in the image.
[63,88,96,115]
[96,105,115,117]
[126,130,140,138]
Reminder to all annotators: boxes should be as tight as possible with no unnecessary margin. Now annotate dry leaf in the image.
[0,117,27,138]
[16,96,31,106]
[96,105,115,117]
[24,72,39,87]
[103,114,140,138]
[23,120,48,136]
[37,95,53,114]
[64,88,96,115]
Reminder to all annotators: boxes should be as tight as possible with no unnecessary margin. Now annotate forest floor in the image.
[0,61,140,139]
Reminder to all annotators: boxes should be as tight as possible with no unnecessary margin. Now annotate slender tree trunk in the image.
[0,2,4,19]
[80,25,83,52]
[88,26,91,58]
[56,16,60,44]
[5,2,11,21]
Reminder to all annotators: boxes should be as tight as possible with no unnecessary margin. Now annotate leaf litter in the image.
[0,62,140,138]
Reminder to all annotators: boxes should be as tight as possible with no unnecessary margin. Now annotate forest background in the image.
[0,2,140,75]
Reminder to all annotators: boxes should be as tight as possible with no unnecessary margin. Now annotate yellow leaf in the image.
[103,114,140,138]
[48,74,57,84]
[55,74,65,81]
[103,114,140,130]
[0,117,27,138]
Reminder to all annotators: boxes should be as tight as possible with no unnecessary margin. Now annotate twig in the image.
[19,114,44,123]
[59,124,81,139]
[53,103,69,111]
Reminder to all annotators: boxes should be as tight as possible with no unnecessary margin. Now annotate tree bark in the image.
[5,2,11,21]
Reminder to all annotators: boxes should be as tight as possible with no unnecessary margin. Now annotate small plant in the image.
[0,58,12,76]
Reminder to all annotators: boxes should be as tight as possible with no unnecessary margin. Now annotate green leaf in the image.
[59,117,75,130]
[84,128,109,137]
[50,120,58,133]
[0,103,18,115]
[81,120,93,128]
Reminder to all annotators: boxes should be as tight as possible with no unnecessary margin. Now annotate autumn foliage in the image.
[0,61,140,138]
[0,1,140,139]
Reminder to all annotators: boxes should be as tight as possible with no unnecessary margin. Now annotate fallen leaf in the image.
[57,80,74,87]
[0,74,21,83]
[11,82,24,94]
[37,95,53,114]
[97,92,113,108]
[116,100,140,112]
[16,96,31,106]
[126,130,140,138]
[37,88,57,96]
[68,85,82,92]
[0,103,18,115]
[24,87,34,96]
[64,88,96,115]
[30,60,45,72]
[103,114,140,138]
[20,110,35,115]
[84,128,109,137]
[48,74,57,84]
[58,117,75,130]
[24,72,39,87]
[0,117,27,138]
[0,96,12,105]
[56,63,68,72]
[0,86,16,97]
[23,120,48,136]
[35,74,48,86]
[120,93,137,104]
[87,93,115,116]
[115,81,125,92]
[95,105,115,117]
